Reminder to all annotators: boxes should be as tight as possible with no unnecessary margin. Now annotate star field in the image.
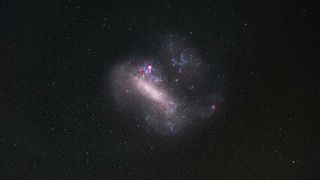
[1,0,319,179]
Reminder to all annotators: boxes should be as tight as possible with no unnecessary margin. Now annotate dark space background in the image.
[1,0,320,179]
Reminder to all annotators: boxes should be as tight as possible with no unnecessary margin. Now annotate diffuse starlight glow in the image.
[132,76,177,117]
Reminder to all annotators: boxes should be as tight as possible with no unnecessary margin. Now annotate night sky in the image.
[1,0,320,179]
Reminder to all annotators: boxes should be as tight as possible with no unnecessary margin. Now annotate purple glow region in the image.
[109,38,222,135]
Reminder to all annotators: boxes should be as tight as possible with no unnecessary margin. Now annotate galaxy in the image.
[2,0,318,179]
[109,37,220,135]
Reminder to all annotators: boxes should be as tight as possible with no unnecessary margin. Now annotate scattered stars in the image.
[1,1,317,179]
